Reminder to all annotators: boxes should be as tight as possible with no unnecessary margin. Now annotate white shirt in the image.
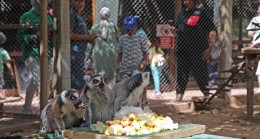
[246,16,260,45]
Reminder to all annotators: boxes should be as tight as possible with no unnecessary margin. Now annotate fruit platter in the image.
[90,106,179,136]
[62,106,206,139]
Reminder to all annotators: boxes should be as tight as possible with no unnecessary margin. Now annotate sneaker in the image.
[155,91,161,96]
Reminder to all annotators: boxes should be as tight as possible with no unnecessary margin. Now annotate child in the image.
[0,32,15,90]
[117,16,149,80]
[207,36,220,88]
[149,37,165,95]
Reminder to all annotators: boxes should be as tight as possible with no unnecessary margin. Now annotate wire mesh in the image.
[0,0,259,114]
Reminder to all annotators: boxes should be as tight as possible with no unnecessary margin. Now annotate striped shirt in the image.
[118,34,149,76]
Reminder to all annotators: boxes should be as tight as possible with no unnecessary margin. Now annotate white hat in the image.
[99,7,110,20]
[0,32,6,45]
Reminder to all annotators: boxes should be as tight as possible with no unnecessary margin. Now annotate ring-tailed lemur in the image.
[80,71,115,126]
[113,71,150,112]
[41,89,86,133]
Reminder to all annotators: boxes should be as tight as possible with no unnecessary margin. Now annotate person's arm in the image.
[203,30,217,60]
[248,31,255,38]
[139,37,149,70]
[140,53,148,70]
[116,37,123,72]
[200,8,217,60]
[246,17,257,39]
[5,61,15,80]
[70,11,97,43]
[148,50,153,64]
[70,31,97,43]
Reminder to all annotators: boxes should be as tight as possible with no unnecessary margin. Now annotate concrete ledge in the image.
[150,101,194,114]
[150,94,260,115]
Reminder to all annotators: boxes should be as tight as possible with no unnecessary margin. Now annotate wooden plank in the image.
[8,51,22,57]
[62,124,205,139]
[232,40,251,45]
[0,121,40,134]
[0,112,40,119]
[0,24,53,30]
[241,47,260,54]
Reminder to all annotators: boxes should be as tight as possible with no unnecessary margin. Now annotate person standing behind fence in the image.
[17,0,53,113]
[149,37,165,96]
[0,32,15,90]
[174,0,217,101]
[87,7,119,89]
[70,0,97,92]
[246,4,260,92]
[207,33,220,89]
[117,16,149,80]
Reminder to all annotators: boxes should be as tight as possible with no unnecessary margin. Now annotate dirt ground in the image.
[166,101,260,139]
[1,91,260,139]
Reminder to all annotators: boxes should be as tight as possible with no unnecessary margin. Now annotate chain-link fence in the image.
[0,0,259,114]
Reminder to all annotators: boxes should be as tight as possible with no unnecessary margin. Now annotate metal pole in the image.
[40,0,48,111]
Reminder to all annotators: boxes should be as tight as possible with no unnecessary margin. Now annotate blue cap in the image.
[123,16,137,30]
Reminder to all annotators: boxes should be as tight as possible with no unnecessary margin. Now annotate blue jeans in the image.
[151,66,161,92]
[208,63,218,85]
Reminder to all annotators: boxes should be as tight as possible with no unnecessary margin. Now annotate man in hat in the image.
[117,16,149,80]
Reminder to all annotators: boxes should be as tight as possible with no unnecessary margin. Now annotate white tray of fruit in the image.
[90,106,179,136]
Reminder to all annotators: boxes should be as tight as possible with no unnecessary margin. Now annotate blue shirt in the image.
[70,9,88,52]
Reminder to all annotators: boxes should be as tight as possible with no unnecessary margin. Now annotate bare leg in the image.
[22,79,38,113]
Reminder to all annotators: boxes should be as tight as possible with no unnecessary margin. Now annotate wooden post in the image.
[92,0,96,24]
[218,0,233,106]
[53,0,71,94]
[40,0,48,111]
[174,0,182,23]
[241,47,260,120]
[245,54,255,120]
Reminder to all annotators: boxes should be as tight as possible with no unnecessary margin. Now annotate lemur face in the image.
[85,71,105,89]
[63,89,82,109]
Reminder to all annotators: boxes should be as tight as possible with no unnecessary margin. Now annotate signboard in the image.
[156,24,174,49]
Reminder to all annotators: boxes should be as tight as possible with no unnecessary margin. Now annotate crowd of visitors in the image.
[0,0,229,114]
